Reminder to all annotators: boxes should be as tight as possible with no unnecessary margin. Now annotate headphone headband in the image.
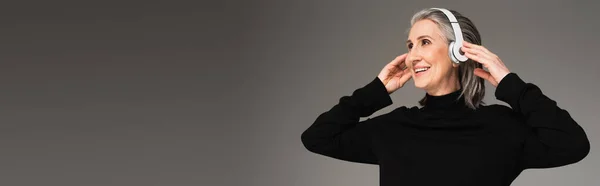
[430,8,468,62]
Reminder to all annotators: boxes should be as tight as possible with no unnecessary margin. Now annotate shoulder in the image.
[390,105,422,116]
[476,103,526,127]
[363,105,419,123]
[477,104,513,113]
[477,103,523,118]
[383,105,422,125]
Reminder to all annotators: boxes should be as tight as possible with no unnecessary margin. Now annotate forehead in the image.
[408,19,443,41]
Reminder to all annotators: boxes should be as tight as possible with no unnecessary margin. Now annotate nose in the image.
[406,49,422,67]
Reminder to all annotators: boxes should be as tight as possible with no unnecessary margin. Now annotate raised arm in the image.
[495,73,590,169]
[301,77,393,164]
[301,55,411,164]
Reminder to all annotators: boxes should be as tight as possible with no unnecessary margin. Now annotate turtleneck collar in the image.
[422,88,468,111]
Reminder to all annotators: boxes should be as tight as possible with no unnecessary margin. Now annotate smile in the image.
[415,67,430,74]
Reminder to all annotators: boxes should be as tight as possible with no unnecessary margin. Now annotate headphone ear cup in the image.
[448,41,459,63]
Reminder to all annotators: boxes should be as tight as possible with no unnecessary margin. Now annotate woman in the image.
[300,8,590,186]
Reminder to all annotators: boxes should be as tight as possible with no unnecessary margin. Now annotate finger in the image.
[399,68,413,83]
[462,47,487,58]
[400,60,408,70]
[396,66,411,77]
[463,49,489,65]
[463,41,482,50]
[389,53,408,66]
[473,68,498,86]
[463,42,487,55]
[463,41,476,48]
[463,41,495,57]
[477,45,495,57]
[463,47,497,65]
[473,68,490,79]
[399,69,412,82]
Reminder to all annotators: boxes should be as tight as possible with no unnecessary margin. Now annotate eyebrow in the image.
[406,35,433,44]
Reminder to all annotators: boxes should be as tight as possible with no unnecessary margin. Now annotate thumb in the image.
[398,69,412,85]
[474,68,497,86]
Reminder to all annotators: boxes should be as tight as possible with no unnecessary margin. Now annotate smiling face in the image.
[406,19,460,95]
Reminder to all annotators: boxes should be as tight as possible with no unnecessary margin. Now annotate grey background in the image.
[1,0,598,185]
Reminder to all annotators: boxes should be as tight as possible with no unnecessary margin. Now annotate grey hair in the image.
[409,8,485,109]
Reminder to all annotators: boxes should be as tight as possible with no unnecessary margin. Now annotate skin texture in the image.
[405,19,461,96]
[377,19,510,95]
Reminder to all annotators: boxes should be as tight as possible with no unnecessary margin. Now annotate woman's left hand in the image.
[461,41,511,87]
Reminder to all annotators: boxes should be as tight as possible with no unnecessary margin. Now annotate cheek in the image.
[423,50,441,66]
[427,47,452,77]
[428,47,450,66]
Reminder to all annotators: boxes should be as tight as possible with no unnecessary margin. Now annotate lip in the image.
[414,66,430,77]
[415,69,429,77]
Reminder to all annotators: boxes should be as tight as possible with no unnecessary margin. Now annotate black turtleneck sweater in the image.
[301,73,590,186]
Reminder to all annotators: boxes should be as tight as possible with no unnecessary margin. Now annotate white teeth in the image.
[415,67,430,73]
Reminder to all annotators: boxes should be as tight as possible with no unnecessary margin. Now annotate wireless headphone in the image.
[430,8,468,63]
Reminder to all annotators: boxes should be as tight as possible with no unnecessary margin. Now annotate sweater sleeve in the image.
[495,73,590,169]
[301,77,393,164]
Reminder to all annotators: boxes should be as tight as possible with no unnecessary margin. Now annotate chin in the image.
[413,79,430,90]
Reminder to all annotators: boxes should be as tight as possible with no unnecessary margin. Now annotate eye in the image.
[407,43,413,50]
[422,39,431,45]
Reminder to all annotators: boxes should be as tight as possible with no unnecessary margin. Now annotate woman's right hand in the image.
[377,54,412,94]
